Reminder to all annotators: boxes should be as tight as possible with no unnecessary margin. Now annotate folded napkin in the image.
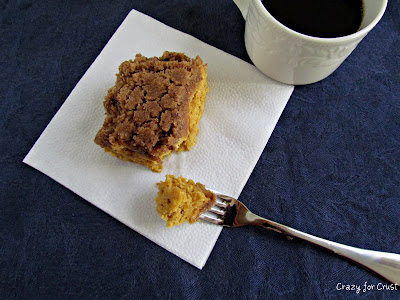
[23,9,294,269]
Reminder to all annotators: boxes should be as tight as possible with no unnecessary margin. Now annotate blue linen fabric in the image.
[1,0,399,299]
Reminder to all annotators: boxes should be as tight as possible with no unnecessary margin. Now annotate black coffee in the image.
[261,0,364,38]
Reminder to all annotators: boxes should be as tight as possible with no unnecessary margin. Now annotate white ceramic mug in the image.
[233,0,388,85]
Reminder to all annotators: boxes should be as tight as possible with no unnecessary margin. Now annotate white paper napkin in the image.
[23,9,294,269]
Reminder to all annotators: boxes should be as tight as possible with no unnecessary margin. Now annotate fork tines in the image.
[199,195,228,225]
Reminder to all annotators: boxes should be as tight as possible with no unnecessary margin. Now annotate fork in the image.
[200,190,400,284]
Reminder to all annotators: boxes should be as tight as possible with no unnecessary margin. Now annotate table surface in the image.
[1,0,399,299]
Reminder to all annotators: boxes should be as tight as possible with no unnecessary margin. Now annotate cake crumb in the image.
[155,175,216,227]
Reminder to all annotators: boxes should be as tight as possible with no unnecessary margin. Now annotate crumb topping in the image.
[95,52,204,159]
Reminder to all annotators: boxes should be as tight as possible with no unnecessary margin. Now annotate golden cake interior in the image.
[94,51,208,172]
[155,175,216,227]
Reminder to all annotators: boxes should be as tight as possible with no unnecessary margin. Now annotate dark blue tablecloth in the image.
[1,0,399,299]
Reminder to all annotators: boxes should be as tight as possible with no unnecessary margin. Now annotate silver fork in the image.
[200,190,400,284]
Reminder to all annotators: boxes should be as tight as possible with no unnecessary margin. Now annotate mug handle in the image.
[233,0,251,19]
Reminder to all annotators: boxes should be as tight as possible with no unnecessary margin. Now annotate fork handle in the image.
[257,218,400,284]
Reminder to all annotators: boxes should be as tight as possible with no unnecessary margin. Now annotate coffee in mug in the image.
[261,0,364,38]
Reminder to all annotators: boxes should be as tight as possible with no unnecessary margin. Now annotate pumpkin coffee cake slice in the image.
[94,51,208,172]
